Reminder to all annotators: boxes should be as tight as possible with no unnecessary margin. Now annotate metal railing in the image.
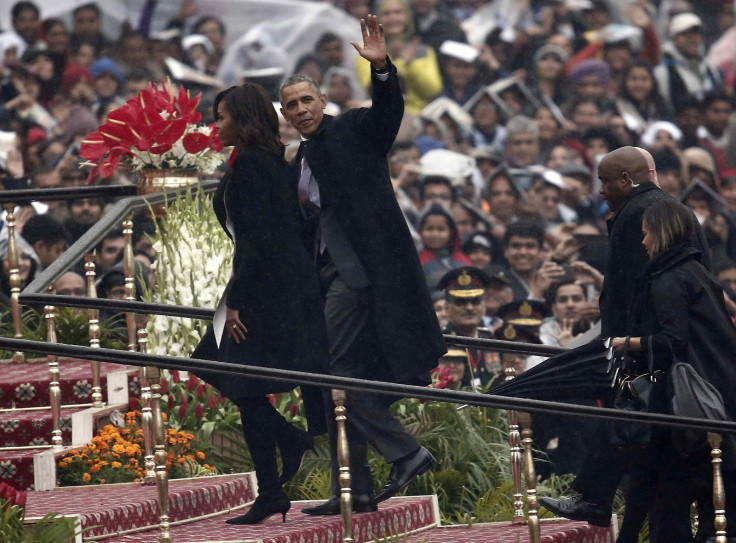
[2,184,732,543]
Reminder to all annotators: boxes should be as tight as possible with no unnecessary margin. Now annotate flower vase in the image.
[137,168,200,217]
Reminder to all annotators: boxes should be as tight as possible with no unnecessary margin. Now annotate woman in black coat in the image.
[612,198,736,543]
[190,83,328,525]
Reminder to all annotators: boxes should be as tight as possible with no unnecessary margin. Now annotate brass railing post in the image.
[151,365,171,543]
[122,214,137,352]
[84,254,103,407]
[505,366,524,523]
[138,327,156,484]
[708,432,727,543]
[519,412,539,543]
[332,389,354,543]
[45,302,63,449]
[4,204,24,362]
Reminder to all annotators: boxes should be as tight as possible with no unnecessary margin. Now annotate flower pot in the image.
[137,168,201,195]
[137,168,200,218]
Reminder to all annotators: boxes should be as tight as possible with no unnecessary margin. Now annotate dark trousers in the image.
[319,259,419,495]
[233,395,299,498]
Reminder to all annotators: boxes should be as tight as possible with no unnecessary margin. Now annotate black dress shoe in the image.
[226,492,291,525]
[539,495,611,527]
[302,493,377,515]
[279,430,314,485]
[373,447,436,504]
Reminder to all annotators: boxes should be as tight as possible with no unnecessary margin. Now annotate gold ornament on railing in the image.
[45,303,63,450]
[332,389,354,543]
[122,214,137,352]
[708,432,728,543]
[84,254,103,408]
[519,412,540,543]
[4,204,24,362]
[151,367,171,543]
[505,365,525,523]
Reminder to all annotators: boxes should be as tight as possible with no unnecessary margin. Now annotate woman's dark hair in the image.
[642,198,693,259]
[419,202,459,249]
[620,59,667,117]
[213,83,285,157]
[42,18,66,36]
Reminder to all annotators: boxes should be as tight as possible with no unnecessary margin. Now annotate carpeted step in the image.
[0,406,84,448]
[93,495,438,543]
[0,447,45,491]
[24,473,258,540]
[0,358,137,409]
[404,518,615,542]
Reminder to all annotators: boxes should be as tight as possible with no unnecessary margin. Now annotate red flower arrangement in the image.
[80,79,224,183]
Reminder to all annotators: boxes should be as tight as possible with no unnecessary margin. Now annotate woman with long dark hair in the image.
[611,198,736,542]
[191,83,328,525]
[614,59,669,136]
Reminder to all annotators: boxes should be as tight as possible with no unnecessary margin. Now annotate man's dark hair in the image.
[419,175,455,202]
[193,15,225,36]
[581,127,622,152]
[12,1,39,21]
[389,140,418,157]
[653,147,681,172]
[73,3,101,18]
[67,197,104,209]
[702,90,734,112]
[503,221,545,247]
[132,218,156,247]
[21,214,66,247]
[544,277,582,307]
[317,32,341,48]
[279,72,321,98]
[674,96,703,115]
[94,228,124,254]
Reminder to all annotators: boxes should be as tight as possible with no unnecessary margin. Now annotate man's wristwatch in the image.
[373,66,389,75]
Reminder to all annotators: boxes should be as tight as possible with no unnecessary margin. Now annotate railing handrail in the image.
[17,292,566,357]
[0,185,138,204]
[22,180,220,294]
[1,336,734,435]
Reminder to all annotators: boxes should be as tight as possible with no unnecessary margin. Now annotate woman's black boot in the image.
[225,491,291,525]
[279,429,314,485]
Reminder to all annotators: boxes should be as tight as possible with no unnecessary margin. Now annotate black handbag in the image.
[610,337,666,448]
[667,361,727,457]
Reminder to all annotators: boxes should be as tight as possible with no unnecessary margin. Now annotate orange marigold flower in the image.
[90,464,101,473]
[113,444,126,454]
[111,462,122,469]
[82,473,91,482]
[196,452,205,460]
[100,479,106,484]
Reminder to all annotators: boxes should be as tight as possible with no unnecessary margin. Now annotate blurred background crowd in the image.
[1,0,736,392]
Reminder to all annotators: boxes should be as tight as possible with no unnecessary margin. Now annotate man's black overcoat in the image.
[192,146,328,429]
[294,60,446,385]
[599,182,710,337]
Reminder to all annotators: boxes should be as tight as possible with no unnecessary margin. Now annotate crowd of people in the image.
[2,0,736,344]
[2,0,736,539]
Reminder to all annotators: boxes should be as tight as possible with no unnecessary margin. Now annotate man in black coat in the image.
[279,15,445,515]
[540,146,711,527]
